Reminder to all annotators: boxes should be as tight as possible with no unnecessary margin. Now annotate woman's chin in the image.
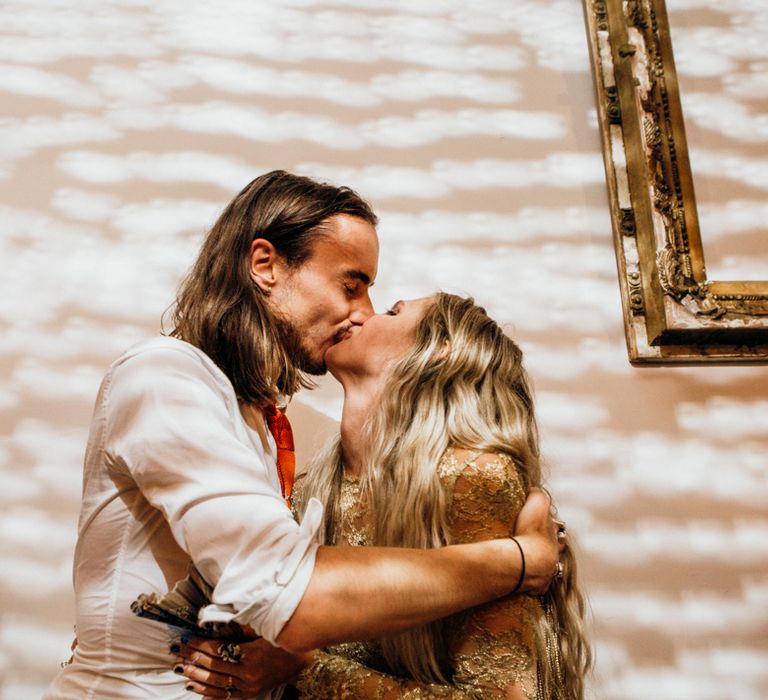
[324,345,343,377]
[324,352,360,385]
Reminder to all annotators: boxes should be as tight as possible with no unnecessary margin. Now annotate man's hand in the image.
[512,487,562,595]
[173,636,313,698]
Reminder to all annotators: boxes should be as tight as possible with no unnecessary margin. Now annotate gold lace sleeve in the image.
[440,450,542,700]
[296,650,478,699]
[295,450,543,699]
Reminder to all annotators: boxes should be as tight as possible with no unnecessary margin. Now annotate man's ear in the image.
[249,238,278,293]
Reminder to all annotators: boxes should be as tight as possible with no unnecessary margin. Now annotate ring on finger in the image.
[226,675,237,692]
[217,642,245,664]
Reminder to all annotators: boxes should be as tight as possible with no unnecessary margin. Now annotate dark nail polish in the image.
[173,665,184,674]
[170,644,180,653]
[180,635,190,644]
[185,684,194,691]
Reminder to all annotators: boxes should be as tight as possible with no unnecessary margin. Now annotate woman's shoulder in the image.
[438,448,526,542]
[438,447,520,484]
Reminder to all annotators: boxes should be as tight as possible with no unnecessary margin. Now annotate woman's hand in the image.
[172,637,313,698]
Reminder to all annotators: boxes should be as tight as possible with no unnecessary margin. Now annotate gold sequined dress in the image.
[292,448,546,699]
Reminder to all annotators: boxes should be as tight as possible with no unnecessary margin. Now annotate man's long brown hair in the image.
[168,170,377,405]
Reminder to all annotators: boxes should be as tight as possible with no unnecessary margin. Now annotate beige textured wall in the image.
[1,1,766,698]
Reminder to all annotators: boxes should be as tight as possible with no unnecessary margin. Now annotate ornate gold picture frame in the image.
[583,0,768,363]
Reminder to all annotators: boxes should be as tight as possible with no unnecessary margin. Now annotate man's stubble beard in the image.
[274,315,327,376]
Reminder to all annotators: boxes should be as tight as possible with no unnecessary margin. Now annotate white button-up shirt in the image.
[44,337,322,699]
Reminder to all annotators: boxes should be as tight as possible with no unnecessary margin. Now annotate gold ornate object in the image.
[583,0,768,363]
[130,568,246,641]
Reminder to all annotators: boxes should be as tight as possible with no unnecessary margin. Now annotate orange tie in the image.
[264,404,295,504]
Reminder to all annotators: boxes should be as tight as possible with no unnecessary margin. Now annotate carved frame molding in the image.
[583,0,768,363]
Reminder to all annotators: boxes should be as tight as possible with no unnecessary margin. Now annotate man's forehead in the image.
[319,215,378,279]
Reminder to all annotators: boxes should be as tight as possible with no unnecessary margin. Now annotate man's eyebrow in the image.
[345,270,374,286]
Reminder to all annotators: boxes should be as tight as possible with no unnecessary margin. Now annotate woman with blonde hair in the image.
[177,292,590,699]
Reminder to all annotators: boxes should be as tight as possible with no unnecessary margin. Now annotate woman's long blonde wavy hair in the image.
[300,293,591,699]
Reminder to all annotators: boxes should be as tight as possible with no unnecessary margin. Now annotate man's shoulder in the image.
[109,336,232,393]
[115,335,205,363]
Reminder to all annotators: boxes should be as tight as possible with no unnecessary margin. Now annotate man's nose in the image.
[349,292,374,324]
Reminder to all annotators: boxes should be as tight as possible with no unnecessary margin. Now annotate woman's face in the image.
[325,296,434,381]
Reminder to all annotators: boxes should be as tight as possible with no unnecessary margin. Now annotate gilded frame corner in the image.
[583,0,768,364]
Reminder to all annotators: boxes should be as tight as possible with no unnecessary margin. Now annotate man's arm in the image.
[277,487,558,653]
[173,488,558,698]
[106,346,557,653]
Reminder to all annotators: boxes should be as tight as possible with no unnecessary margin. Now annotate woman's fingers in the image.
[182,678,237,698]
[174,636,311,696]
[174,637,257,697]
[176,646,218,672]
[182,637,237,661]
[176,662,242,694]
[175,643,247,685]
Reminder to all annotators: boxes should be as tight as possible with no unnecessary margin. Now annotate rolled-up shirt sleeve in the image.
[102,343,321,644]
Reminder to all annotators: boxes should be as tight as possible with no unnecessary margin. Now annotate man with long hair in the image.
[45,171,561,699]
